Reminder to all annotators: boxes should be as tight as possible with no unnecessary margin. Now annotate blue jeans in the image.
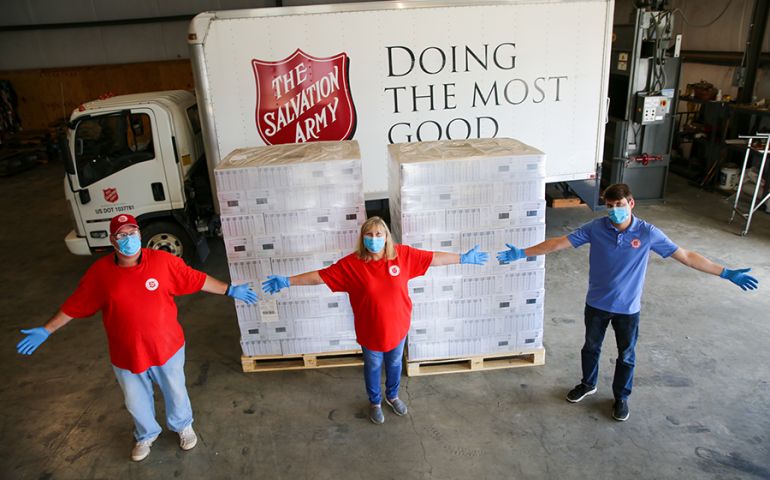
[581,304,640,401]
[361,338,406,405]
[113,345,193,441]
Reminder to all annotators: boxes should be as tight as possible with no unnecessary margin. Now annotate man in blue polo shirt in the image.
[497,183,758,421]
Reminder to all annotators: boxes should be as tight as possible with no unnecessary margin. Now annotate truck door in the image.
[67,109,172,249]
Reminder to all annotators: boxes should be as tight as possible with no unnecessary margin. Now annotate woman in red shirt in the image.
[262,216,488,424]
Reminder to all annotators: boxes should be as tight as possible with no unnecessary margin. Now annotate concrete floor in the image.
[1,161,769,480]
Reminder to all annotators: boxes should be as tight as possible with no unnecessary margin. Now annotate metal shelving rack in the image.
[729,133,770,236]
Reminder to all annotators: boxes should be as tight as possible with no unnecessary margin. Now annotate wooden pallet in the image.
[241,349,363,373]
[405,347,545,377]
[548,196,583,208]
[545,185,584,208]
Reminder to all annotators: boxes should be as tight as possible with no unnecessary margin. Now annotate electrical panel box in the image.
[634,93,671,124]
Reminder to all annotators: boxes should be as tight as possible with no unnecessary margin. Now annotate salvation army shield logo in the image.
[252,49,357,144]
[103,188,119,203]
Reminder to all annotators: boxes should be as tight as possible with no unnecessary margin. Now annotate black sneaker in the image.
[566,383,597,403]
[612,399,629,421]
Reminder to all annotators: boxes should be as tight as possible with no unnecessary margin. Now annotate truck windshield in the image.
[74,112,155,187]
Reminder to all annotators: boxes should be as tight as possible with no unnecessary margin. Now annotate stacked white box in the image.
[388,138,546,362]
[216,141,364,357]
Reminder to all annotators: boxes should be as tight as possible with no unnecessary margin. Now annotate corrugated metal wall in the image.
[0,0,767,129]
[0,0,367,129]
[0,0,275,69]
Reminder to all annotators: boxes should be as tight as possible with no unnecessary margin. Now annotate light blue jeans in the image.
[113,345,193,441]
[361,337,406,405]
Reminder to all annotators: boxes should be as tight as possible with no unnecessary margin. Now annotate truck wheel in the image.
[141,221,194,263]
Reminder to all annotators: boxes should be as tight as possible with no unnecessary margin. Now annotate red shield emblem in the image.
[252,49,357,144]
[103,188,119,203]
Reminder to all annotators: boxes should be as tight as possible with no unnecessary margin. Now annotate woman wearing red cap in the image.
[16,214,259,462]
[262,216,488,424]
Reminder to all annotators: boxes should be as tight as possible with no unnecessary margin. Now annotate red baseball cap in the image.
[110,214,139,236]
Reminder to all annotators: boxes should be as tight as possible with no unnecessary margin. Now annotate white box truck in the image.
[63,0,613,262]
[63,91,213,262]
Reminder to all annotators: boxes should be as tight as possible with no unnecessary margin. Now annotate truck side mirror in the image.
[60,134,75,175]
[131,116,144,136]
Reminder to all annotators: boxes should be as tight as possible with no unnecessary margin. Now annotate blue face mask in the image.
[116,234,141,256]
[363,236,386,253]
[608,206,630,224]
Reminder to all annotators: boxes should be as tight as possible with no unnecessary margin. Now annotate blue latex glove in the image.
[496,243,527,264]
[720,268,759,291]
[17,327,50,355]
[262,275,290,294]
[460,245,489,265]
[226,283,259,304]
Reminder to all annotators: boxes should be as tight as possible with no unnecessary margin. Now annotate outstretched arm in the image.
[498,236,572,264]
[523,236,573,257]
[431,251,458,266]
[289,270,324,286]
[43,310,74,334]
[202,275,258,304]
[669,248,723,275]
[202,275,229,295]
[671,248,758,291]
[432,246,489,266]
[17,310,74,355]
[262,270,324,294]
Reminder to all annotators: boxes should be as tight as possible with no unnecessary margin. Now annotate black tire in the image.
[141,220,194,264]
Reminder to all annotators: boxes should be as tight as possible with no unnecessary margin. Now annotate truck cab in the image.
[63,90,213,263]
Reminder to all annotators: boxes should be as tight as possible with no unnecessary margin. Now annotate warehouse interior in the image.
[1,1,769,479]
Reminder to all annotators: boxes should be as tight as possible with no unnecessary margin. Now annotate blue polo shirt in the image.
[567,216,679,315]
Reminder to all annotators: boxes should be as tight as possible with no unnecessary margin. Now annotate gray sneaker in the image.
[178,425,198,451]
[131,435,158,462]
[368,404,385,424]
[385,397,408,416]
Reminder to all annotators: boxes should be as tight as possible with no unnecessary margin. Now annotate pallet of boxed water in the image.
[215,141,365,366]
[388,138,547,373]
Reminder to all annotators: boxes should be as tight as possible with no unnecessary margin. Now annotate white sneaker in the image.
[131,436,158,462]
[178,425,197,451]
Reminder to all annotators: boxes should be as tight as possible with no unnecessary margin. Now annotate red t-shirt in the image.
[60,249,207,373]
[318,244,433,352]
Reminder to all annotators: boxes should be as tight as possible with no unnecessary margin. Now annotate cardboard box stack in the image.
[215,141,365,357]
[388,138,547,362]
